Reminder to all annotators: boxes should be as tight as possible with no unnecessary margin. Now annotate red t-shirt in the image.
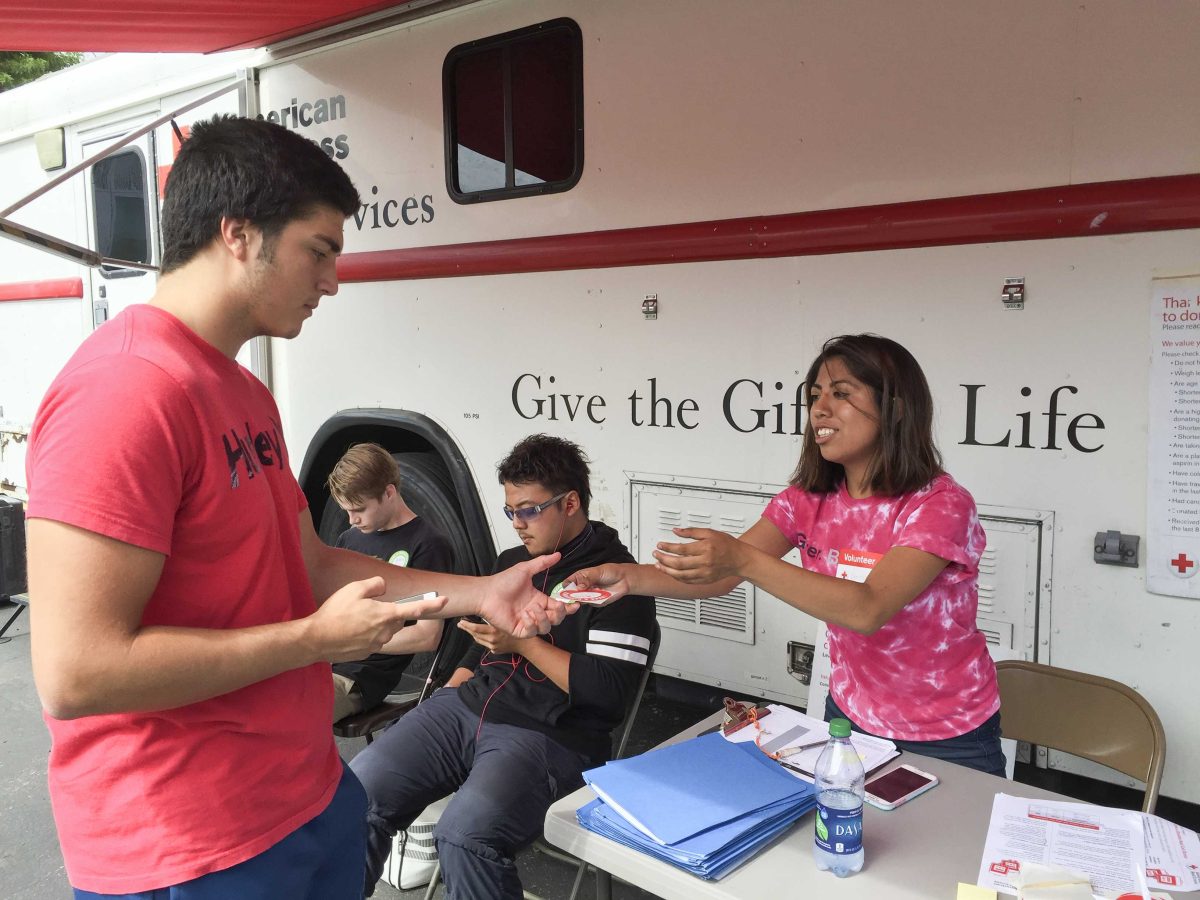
[763,474,999,741]
[26,304,340,893]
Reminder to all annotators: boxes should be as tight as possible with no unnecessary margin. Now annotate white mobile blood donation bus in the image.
[2,1,1198,807]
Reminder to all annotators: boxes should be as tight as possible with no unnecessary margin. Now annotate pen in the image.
[775,737,829,758]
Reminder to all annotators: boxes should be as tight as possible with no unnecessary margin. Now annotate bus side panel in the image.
[278,230,1199,802]
[0,132,91,494]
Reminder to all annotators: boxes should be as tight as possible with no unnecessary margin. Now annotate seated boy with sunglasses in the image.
[350,434,657,900]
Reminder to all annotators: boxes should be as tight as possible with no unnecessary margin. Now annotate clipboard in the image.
[720,697,772,737]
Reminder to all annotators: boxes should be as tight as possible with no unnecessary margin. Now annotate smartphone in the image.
[863,763,939,810]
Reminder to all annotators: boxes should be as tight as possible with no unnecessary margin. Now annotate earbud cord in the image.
[476,500,574,741]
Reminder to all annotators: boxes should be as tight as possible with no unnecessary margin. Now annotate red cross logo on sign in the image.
[1170,553,1197,577]
[1148,868,1180,886]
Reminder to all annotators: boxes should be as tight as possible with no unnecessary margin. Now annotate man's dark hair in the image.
[159,115,361,273]
[497,434,591,516]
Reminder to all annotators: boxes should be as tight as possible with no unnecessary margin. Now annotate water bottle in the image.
[813,717,865,877]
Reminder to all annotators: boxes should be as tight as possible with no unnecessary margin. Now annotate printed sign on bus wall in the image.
[1148,276,1200,599]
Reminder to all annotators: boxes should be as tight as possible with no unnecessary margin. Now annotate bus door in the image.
[79,123,159,328]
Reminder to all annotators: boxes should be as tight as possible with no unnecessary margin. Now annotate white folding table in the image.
[545,710,1181,900]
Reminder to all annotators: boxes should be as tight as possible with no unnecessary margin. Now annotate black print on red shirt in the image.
[223,419,284,489]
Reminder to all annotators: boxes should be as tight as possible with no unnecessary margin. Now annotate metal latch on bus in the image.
[93,287,108,328]
[1093,530,1139,567]
[786,641,814,685]
[1001,277,1025,310]
[642,294,658,320]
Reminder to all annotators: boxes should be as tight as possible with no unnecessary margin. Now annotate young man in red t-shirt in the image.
[24,115,565,900]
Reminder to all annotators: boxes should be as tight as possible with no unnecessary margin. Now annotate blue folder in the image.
[578,732,816,878]
[578,796,809,880]
[582,732,810,845]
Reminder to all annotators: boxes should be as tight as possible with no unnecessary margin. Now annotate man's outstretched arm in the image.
[298,509,568,637]
[28,518,438,719]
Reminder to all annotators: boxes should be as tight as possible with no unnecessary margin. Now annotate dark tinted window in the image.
[444,19,583,203]
[92,149,150,275]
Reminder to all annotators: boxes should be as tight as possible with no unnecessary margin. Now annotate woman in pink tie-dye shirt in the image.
[571,334,1004,774]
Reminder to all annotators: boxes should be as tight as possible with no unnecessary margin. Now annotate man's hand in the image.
[457,619,533,656]
[653,527,747,584]
[477,553,567,637]
[563,562,631,606]
[307,577,447,662]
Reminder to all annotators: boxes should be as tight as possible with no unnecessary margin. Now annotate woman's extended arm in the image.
[655,521,950,634]
[568,519,790,603]
[574,517,950,635]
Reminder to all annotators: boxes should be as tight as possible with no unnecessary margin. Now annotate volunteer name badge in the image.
[835,550,882,584]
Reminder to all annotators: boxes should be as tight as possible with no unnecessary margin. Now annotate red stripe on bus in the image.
[0,278,85,302]
[338,174,1200,283]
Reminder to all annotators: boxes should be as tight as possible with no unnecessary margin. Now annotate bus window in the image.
[92,148,151,276]
[443,18,583,203]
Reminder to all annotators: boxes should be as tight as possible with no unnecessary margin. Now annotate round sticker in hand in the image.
[557,588,612,605]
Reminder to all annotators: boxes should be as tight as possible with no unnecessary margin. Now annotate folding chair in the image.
[423,621,662,900]
[0,593,29,646]
[995,659,1166,813]
[333,615,471,745]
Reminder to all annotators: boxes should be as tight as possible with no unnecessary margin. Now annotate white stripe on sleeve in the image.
[586,643,649,665]
[588,629,651,651]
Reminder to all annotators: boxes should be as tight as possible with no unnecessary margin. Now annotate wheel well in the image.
[297,409,495,576]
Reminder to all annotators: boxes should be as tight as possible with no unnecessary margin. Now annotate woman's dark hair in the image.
[497,434,591,516]
[791,334,942,495]
[159,115,361,273]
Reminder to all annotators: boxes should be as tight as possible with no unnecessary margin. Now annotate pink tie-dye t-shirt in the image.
[763,473,998,741]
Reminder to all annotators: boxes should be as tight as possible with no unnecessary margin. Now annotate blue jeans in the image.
[74,761,367,899]
[350,688,590,900]
[825,695,1006,777]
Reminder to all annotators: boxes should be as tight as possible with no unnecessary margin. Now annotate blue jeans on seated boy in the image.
[350,687,590,900]
[73,762,367,900]
[825,695,1006,777]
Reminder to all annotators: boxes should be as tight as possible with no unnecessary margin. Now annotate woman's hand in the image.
[457,619,532,655]
[653,527,748,584]
[563,563,632,606]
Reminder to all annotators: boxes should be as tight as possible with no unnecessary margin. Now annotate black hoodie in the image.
[456,521,657,764]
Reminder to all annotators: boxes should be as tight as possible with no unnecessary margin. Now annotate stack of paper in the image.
[576,732,816,880]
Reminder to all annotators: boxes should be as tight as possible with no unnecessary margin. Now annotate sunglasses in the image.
[503,491,569,523]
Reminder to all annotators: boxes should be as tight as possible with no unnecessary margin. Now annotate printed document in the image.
[978,793,1200,897]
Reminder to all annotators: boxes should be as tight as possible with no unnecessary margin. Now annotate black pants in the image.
[825,694,1006,776]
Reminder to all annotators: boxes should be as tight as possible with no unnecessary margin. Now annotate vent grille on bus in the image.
[649,500,755,645]
[977,545,999,616]
[655,586,752,637]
